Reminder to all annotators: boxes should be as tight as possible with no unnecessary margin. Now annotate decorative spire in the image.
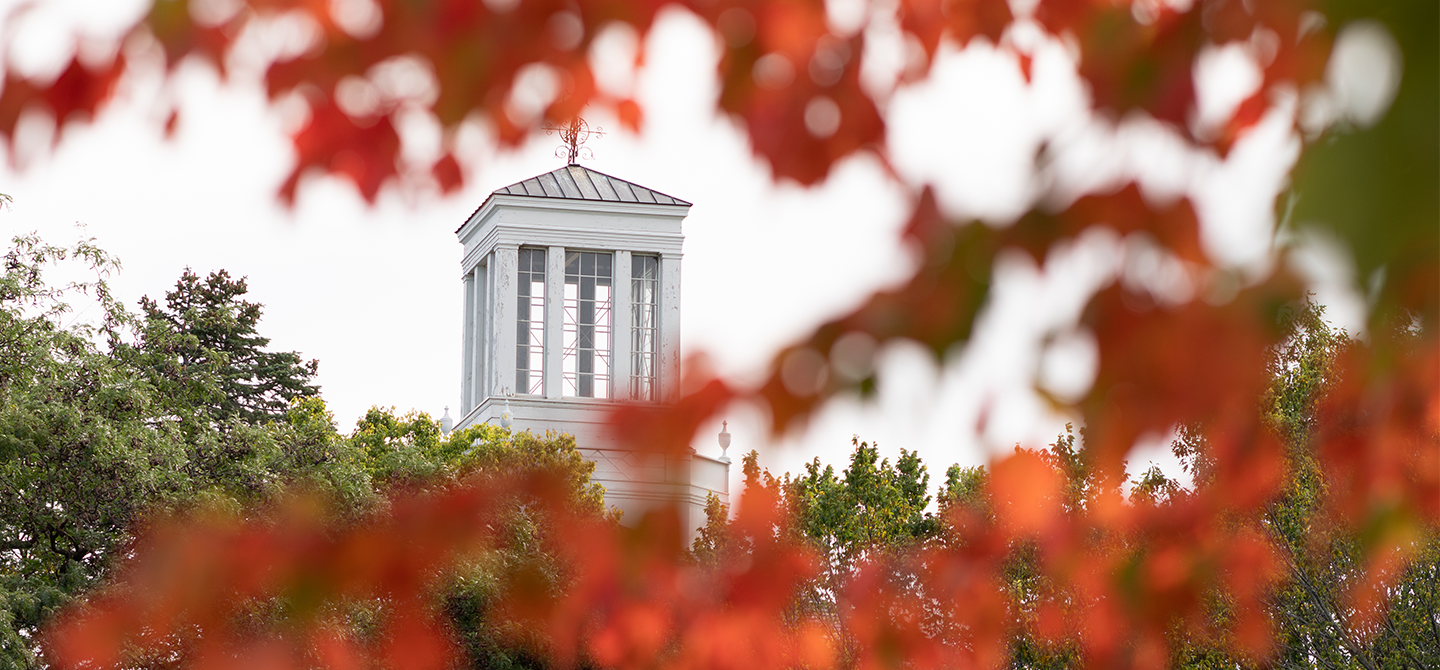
[543,117,604,164]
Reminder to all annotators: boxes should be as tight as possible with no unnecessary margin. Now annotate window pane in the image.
[563,251,613,398]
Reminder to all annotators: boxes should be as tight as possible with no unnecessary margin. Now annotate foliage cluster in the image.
[0,237,609,669]
[0,0,1433,667]
[6,255,1434,670]
[691,302,1436,669]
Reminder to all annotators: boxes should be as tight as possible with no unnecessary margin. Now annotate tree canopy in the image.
[123,268,320,428]
[0,0,1433,667]
[692,306,1436,669]
[0,235,615,669]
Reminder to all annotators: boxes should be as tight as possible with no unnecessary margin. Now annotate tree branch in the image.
[44,522,90,564]
[0,537,35,551]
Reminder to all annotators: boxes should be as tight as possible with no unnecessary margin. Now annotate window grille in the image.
[630,255,659,401]
[563,251,613,398]
[515,248,546,395]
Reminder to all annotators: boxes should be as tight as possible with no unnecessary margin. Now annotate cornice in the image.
[463,224,684,273]
[458,194,690,241]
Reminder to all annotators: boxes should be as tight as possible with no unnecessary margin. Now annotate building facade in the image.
[454,164,728,538]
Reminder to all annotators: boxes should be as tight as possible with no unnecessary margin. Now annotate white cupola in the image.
[454,162,727,537]
[455,164,687,426]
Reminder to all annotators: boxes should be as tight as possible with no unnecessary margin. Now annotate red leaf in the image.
[988,449,1063,537]
[0,55,126,152]
[607,377,734,454]
[709,0,884,185]
[280,101,401,204]
[432,152,464,193]
[616,98,643,132]
[1316,332,1440,529]
[899,0,1013,65]
[1010,184,1208,265]
[1214,91,1269,155]
[1080,276,1295,473]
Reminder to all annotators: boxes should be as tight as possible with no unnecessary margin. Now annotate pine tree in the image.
[132,269,318,426]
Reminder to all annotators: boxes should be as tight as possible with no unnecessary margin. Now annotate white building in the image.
[453,164,729,539]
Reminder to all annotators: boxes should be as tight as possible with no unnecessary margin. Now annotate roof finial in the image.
[543,117,604,164]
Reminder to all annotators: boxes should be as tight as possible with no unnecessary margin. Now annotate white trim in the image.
[482,255,496,401]
[471,224,682,259]
[461,271,475,413]
[613,250,632,401]
[544,246,565,400]
[493,246,519,397]
[472,262,487,406]
[459,194,690,238]
[659,254,682,403]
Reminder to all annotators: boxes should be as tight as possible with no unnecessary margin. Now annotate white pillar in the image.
[545,245,566,399]
[461,270,475,413]
[613,250,633,400]
[659,253,683,403]
[493,246,519,396]
[483,255,498,401]
[472,262,488,406]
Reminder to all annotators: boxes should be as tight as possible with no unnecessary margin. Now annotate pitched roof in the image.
[492,165,691,206]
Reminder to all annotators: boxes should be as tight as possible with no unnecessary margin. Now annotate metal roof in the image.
[491,165,691,206]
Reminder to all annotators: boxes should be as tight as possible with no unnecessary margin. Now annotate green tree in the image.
[1256,305,1437,670]
[933,432,1090,670]
[127,269,319,427]
[348,406,450,486]
[786,439,936,574]
[703,442,940,661]
[437,427,614,668]
[0,232,626,670]
[690,493,735,567]
[1152,301,1439,669]
[344,407,617,668]
[260,396,376,515]
[699,300,1438,670]
[0,236,374,669]
[0,235,192,667]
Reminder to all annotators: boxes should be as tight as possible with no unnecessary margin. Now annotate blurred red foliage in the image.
[7,0,1435,667]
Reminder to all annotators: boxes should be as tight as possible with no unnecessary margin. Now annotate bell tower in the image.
[454,163,727,537]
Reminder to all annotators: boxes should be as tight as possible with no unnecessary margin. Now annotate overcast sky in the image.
[1,0,1366,500]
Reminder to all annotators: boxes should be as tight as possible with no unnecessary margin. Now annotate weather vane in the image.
[543,117,604,164]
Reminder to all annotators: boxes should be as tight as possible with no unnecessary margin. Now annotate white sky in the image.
[0,1,1367,503]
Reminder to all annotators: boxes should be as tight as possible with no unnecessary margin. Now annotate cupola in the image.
[454,164,688,433]
[453,160,726,538]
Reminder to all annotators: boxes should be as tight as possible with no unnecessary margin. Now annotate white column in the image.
[472,262,488,406]
[659,253,683,403]
[613,250,633,400]
[461,270,475,413]
[493,246,519,396]
[483,254,497,399]
[545,245,566,399]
